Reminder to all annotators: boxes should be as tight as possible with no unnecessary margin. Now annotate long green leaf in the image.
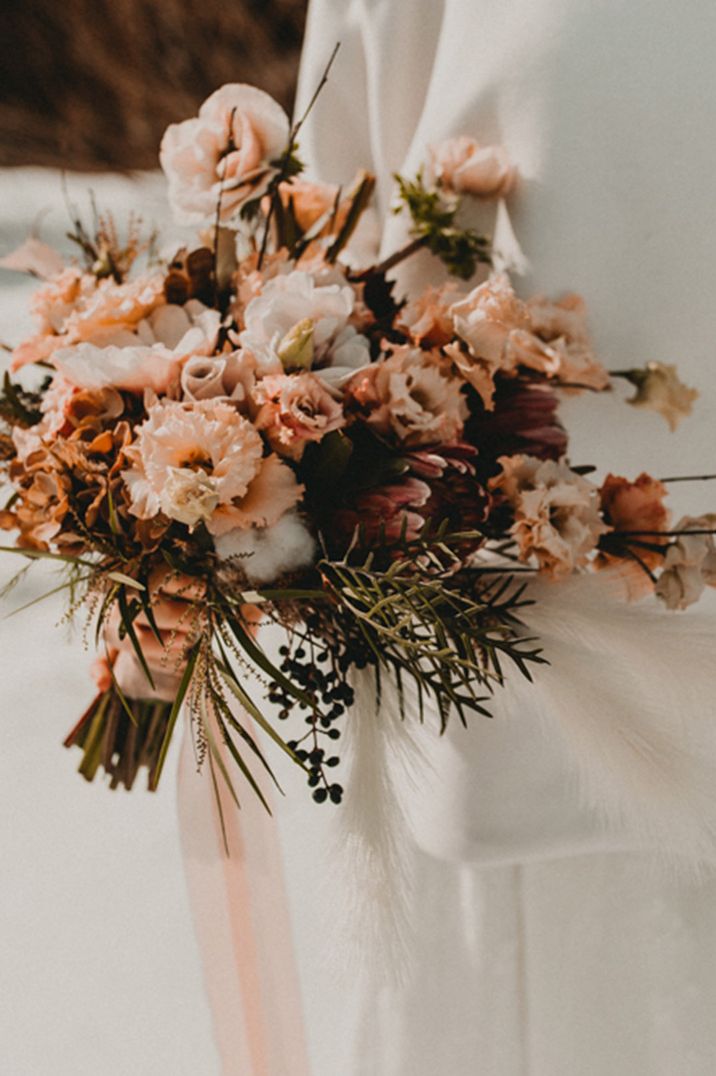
[117,587,155,692]
[149,643,199,790]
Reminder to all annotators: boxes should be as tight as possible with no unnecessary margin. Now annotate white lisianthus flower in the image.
[160,84,290,225]
[122,398,302,532]
[239,269,371,392]
[213,511,317,584]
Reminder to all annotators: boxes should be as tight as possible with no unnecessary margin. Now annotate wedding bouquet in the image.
[2,66,714,817]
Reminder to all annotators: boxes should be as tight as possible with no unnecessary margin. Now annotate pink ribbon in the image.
[177,717,311,1076]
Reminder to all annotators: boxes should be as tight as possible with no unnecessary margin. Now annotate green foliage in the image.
[318,534,546,729]
[393,171,492,280]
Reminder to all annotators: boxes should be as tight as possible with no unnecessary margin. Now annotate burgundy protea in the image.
[330,475,431,552]
[406,442,491,552]
[467,380,568,471]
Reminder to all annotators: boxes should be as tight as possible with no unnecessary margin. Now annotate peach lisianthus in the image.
[448,274,530,408]
[596,473,671,599]
[61,273,166,346]
[491,454,608,578]
[160,84,290,225]
[103,298,220,358]
[53,342,182,395]
[181,350,256,405]
[524,293,609,391]
[122,398,302,534]
[348,345,468,447]
[253,372,345,459]
[429,136,516,199]
[398,283,460,347]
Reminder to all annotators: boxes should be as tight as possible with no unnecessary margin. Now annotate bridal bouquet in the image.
[1,72,714,813]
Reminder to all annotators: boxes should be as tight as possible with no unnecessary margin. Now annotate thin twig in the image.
[659,473,716,484]
[352,236,426,281]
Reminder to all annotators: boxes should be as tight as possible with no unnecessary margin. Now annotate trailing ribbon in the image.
[177,712,310,1076]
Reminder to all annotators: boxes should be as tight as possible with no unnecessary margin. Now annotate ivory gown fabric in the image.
[259,2,716,1074]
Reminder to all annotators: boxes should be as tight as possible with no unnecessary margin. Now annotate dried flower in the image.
[623,362,698,431]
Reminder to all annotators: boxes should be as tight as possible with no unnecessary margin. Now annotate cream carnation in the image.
[519,293,610,391]
[160,84,290,224]
[239,269,371,391]
[348,346,468,447]
[491,454,608,578]
[398,283,460,347]
[122,398,301,533]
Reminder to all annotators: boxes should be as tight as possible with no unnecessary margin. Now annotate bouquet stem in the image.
[64,688,173,791]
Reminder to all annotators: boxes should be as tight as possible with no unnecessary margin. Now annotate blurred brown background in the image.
[0,0,308,171]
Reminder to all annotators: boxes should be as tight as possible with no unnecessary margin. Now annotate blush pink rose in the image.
[429,136,516,198]
[160,84,290,224]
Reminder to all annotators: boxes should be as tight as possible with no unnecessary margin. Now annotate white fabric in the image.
[267,2,716,1073]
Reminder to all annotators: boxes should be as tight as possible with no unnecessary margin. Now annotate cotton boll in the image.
[213,512,317,584]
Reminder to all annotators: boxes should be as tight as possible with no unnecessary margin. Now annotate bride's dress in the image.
[253,2,716,1074]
